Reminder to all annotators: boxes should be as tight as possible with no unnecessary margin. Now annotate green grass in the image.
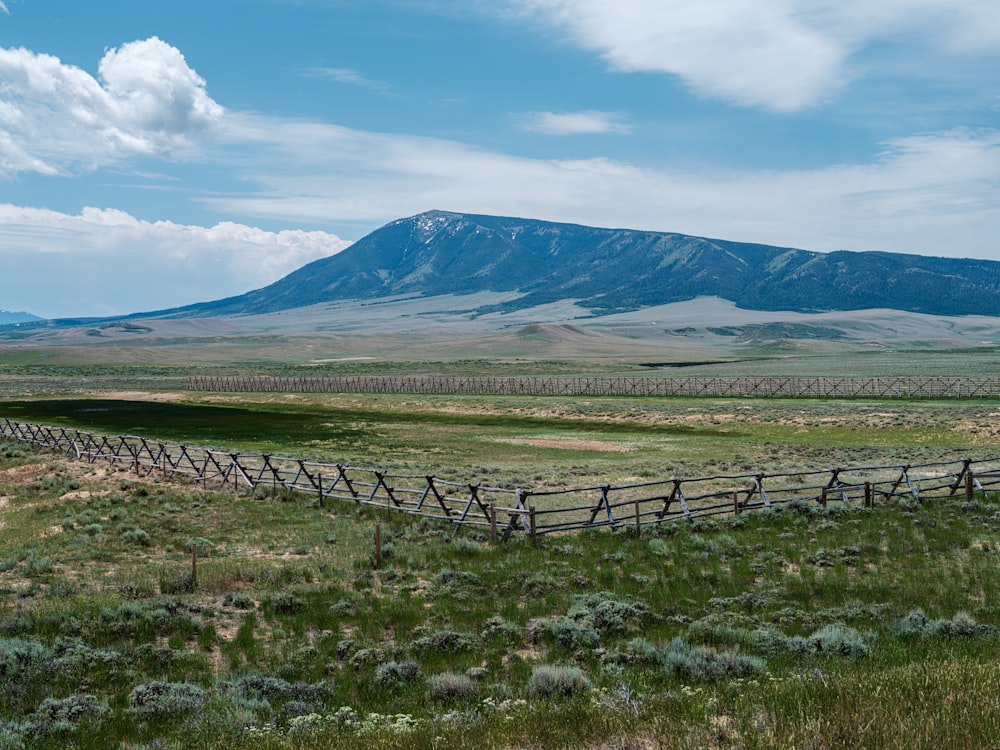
[1,442,1000,748]
[2,393,995,494]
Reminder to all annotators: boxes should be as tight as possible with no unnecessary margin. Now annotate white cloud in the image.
[307,67,393,95]
[520,110,631,135]
[0,205,349,318]
[506,0,1000,112]
[0,37,223,176]
[206,114,1000,261]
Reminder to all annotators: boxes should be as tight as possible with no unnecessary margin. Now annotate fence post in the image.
[318,472,324,508]
[490,504,497,543]
[966,471,974,502]
[820,487,828,508]
[864,482,872,508]
[529,506,537,545]
[634,500,641,537]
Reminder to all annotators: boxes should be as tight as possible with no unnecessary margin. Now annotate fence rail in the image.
[3,418,998,537]
[188,375,1000,399]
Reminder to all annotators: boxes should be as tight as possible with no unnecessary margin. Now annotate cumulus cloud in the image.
[506,0,1000,112]
[0,37,223,176]
[0,205,349,317]
[519,110,631,135]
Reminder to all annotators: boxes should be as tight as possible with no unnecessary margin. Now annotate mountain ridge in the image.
[130,210,1000,319]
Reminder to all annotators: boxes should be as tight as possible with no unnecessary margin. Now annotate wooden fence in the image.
[188,375,1000,399]
[3,418,999,538]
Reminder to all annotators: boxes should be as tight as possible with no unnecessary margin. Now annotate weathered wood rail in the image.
[4,418,998,537]
[188,375,1000,399]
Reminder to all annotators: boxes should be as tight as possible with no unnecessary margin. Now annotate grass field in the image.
[1,441,999,749]
[1,344,999,748]
[1,391,997,489]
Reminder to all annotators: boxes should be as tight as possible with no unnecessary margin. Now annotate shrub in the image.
[412,629,478,654]
[481,616,522,649]
[184,537,215,555]
[546,617,600,651]
[159,569,195,595]
[222,592,256,610]
[430,570,485,600]
[23,552,53,577]
[128,681,206,719]
[647,538,671,557]
[808,624,871,657]
[893,609,996,639]
[614,636,660,665]
[662,638,766,681]
[0,638,51,679]
[269,592,305,615]
[349,647,387,669]
[526,665,592,698]
[429,671,478,701]
[234,674,331,704]
[48,639,122,679]
[121,528,151,546]
[371,660,423,690]
[32,693,110,733]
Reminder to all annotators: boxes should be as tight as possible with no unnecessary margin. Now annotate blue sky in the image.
[1,0,999,318]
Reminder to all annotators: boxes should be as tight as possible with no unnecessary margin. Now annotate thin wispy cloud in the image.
[206,112,1000,260]
[520,110,631,135]
[307,66,394,96]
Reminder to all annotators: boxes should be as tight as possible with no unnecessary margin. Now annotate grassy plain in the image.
[1,441,999,749]
[0,324,999,748]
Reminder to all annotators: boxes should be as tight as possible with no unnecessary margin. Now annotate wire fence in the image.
[4,418,998,538]
[188,375,1000,399]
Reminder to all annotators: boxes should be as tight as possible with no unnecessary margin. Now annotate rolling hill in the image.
[0,309,41,325]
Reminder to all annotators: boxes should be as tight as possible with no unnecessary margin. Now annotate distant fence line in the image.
[3,418,999,538]
[188,375,1000,399]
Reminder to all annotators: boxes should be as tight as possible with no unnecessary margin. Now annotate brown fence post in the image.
[490,504,497,543]
[317,472,324,509]
[966,471,974,502]
[820,487,828,508]
[529,507,537,545]
[634,500,641,536]
[864,482,872,508]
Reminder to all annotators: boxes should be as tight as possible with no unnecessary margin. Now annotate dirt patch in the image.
[491,438,631,453]
[59,490,112,502]
[100,391,188,402]
[0,465,45,482]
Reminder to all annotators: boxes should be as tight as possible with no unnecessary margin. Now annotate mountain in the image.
[0,309,42,325]
[155,210,1000,319]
